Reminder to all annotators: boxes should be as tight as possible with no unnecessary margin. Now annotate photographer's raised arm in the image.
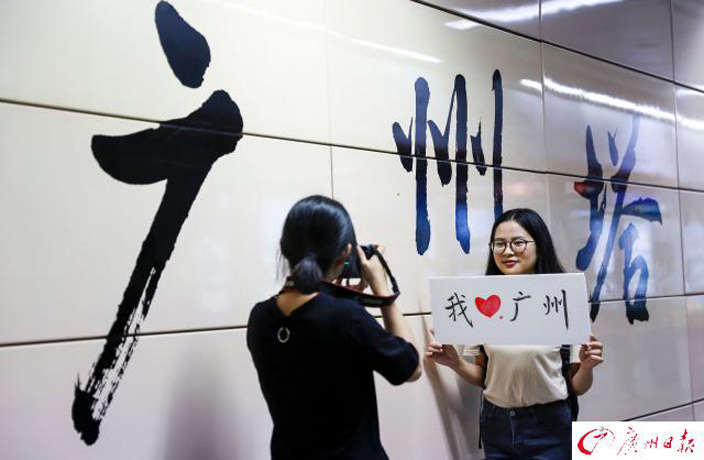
[358,246,422,382]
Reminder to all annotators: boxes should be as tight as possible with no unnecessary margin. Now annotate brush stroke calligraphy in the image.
[71,1,243,445]
[392,71,504,255]
[573,115,662,323]
[442,289,570,330]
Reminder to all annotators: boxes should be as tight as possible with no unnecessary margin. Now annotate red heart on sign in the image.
[475,295,501,318]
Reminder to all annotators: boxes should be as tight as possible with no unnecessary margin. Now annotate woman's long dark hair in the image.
[279,195,357,293]
[485,208,565,275]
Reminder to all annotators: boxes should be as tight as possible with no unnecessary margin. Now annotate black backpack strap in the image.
[477,345,487,449]
[560,344,579,421]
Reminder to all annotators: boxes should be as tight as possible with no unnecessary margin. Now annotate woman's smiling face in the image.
[492,220,538,275]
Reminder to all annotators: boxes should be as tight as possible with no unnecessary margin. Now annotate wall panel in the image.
[327,0,546,172]
[681,192,704,294]
[673,0,704,91]
[541,0,673,79]
[579,297,690,421]
[676,87,704,192]
[543,45,677,188]
[695,401,704,421]
[0,329,271,460]
[687,295,704,400]
[0,0,331,141]
[0,101,332,344]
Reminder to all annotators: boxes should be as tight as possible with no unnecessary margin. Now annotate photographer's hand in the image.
[356,245,391,296]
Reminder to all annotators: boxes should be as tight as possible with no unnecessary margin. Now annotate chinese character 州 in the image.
[574,115,662,323]
[446,292,473,327]
[644,436,658,449]
[543,289,569,330]
[392,71,504,255]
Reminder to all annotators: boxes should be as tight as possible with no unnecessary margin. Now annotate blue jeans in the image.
[480,398,572,460]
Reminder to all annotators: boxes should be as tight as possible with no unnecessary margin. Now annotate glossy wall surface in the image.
[1,0,703,458]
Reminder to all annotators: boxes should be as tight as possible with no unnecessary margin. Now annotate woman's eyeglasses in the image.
[489,239,534,254]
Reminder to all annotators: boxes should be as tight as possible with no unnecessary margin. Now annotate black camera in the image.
[339,244,377,279]
[328,243,400,307]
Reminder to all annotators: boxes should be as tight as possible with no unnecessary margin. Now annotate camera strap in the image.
[281,246,401,308]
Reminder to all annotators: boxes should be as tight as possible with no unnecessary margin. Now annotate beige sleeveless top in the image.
[465,345,580,408]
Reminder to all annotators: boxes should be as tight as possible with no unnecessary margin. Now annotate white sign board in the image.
[429,273,591,345]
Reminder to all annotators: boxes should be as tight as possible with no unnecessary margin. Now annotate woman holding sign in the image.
[426,208,603,459]
[248,195,422,460]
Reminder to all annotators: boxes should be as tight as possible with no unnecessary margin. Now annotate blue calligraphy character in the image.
[392,71,504,255]
[574,115,662,323]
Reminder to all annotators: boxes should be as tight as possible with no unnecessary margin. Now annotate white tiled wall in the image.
[676,87,704,192]
[0,330,272,460]
[543,45,677,188]
[578,298,690,421]
[1,0,703,458]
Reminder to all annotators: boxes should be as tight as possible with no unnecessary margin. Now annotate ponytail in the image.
[291,254,324,294]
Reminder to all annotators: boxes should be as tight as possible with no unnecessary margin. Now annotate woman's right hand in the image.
[425,330,460,369]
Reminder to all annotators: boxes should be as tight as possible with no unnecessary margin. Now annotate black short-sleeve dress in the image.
[247,292,418,460]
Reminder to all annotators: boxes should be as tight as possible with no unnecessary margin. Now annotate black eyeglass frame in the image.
[489,239,535,254]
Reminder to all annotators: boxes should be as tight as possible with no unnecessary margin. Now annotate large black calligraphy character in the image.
[72,2,244,445]
[392,71,504,255]
[574,115,662,323]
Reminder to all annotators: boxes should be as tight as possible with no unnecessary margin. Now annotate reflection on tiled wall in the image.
[541,0,673,79]
[543,45,677,188]
[2,0,704,458]
[420,0,540,38]
[673,0,704,91]
[676,87,704,191]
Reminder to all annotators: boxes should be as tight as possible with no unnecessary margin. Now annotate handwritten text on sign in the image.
[429,273,590,345]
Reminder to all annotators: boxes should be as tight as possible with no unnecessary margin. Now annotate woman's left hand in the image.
[579,333,604,370]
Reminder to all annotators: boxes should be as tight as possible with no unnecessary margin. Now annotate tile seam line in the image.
[410,0,702,93]
[625,401,699,421]
[0,293,693,349]
[0,95,694,193]
[0,325,248,349]
[0,314,435,349]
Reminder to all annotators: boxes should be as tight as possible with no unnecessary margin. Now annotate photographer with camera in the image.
[247,195,422,460]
